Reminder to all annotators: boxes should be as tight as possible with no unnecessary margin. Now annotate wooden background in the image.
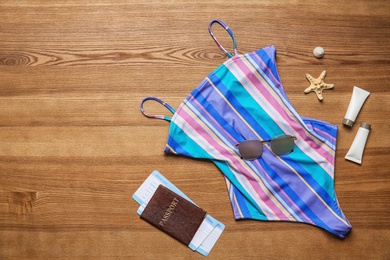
[1,0,389,259]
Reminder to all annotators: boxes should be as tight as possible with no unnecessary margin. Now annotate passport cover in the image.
[140,184,207,246]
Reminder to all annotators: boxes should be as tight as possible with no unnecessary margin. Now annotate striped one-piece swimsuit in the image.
[141,20,352,238]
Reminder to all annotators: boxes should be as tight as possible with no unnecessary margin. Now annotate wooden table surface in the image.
[1,0,389,259]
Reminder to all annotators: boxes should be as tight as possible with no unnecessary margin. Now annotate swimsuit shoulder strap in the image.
[140,97,176,122]
[208,19,238,58]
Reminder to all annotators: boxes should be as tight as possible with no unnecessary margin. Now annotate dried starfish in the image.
[304,70,334,101]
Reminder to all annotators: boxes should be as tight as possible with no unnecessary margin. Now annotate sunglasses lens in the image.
[238,140,263,160]
[270,135,295,155]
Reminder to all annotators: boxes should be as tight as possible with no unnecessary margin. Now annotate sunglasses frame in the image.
[236,135,297,160]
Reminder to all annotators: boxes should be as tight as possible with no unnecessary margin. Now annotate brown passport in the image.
[140,184,207,246]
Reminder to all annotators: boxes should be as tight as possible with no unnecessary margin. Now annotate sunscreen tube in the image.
[343,86,370,127]
[345,122,371,164]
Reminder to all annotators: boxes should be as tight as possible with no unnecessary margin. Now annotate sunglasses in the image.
[236,135,297,160]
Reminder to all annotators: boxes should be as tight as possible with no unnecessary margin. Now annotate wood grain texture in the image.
[0,0,389,259]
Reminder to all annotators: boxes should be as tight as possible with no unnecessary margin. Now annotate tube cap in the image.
[360,122,371,130]
[343,118,354,127]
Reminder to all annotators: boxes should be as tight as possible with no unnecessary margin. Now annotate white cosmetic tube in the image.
[345,122,371,164]
[343,86,370,127]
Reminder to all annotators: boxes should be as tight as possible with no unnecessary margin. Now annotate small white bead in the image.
[313,46,325,58]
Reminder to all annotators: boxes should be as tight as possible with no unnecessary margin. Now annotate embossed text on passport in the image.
[159,197,179,227]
